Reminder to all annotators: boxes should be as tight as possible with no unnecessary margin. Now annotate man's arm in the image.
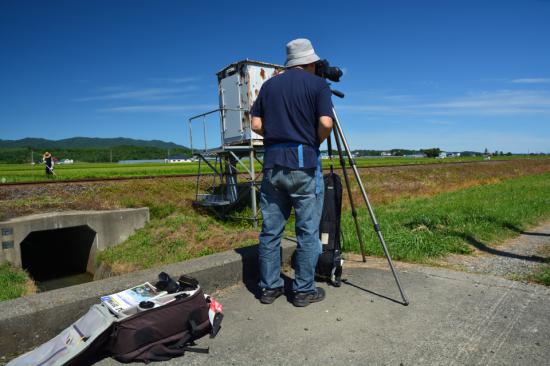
[318,116,333,144]
[251,116,264,136]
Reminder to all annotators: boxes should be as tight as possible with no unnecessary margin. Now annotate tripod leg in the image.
[332,107,410,305]
[332,131,367,263]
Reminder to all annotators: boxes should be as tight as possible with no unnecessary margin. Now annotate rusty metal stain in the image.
[260,68,266,80]
[255,89,259,97]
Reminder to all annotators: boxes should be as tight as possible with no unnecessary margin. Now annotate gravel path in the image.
[442,221,550,278]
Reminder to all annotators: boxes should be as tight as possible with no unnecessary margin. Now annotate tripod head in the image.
[331,89,345,99]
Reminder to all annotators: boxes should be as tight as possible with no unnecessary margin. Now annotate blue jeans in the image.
[258,167,324,293]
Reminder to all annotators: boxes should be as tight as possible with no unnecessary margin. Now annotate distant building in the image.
[119,159,165,164]
[59,159,74,164]
[437,152,447,159]
[165,156,192,163]
[380,152,392,157]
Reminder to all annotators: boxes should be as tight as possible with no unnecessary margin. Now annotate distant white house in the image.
[59,159,74,164]
[437,152,447,159]
[405,153,427,158]
[165,156,192,163]
[380,151,392,157]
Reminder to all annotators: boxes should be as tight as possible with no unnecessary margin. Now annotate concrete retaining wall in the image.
[0,239,296,360]
[0,208,149,273]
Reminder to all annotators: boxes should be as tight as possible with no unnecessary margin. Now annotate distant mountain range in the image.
[0,137,187,150]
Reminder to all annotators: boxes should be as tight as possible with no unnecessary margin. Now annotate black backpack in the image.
[7,274,222,366]
[316,172,344,286]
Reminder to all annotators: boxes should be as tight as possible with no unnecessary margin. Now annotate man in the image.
[43,151,55,178]
[251,38,334,307]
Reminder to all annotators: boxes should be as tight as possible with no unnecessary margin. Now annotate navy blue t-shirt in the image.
[250,68,334,169]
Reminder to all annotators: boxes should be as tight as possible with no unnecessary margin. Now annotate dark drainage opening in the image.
[21,225,96,291]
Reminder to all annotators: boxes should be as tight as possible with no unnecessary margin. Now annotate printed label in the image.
[1,228,13,236]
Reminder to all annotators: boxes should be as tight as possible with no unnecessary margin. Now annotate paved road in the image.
[99,264,550,366]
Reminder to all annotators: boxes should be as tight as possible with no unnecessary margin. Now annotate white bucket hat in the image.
[285,38,321,68]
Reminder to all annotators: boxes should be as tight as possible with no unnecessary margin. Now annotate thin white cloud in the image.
[100,104,215,112]
[339,89,550,116]
[76,87,197,102]
[511,78,550,84]
[423,90,550,115]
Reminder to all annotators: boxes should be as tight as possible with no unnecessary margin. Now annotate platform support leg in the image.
[250,149,258,228]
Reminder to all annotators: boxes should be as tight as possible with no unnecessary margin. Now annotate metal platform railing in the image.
[188,107,256,154]
[187,108,262,227]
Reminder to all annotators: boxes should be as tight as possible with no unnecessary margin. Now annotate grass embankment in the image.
[95,213,258,274]
[99,171,549,279]
[340,173,550,262]
[0,155,543,183]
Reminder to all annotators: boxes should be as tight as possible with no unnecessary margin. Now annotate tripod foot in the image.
[330,265,343,287]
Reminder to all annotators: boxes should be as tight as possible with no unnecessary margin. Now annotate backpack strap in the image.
[166,309,210,354]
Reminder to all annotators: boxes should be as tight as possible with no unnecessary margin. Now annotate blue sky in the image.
[1,0,549,153]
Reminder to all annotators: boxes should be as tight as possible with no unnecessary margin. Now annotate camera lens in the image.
[138,301,155,310]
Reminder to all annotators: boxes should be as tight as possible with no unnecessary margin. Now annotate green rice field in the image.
[0,155,541,183]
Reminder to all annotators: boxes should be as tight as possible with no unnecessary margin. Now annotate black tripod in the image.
[327,90,409,305]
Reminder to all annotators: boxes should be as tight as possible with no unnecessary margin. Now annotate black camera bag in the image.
[316,171,344,286]
[108,287,213,363]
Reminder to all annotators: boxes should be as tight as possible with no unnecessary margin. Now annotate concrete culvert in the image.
[20,225,96,290]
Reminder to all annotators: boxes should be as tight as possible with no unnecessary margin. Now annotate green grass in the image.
[3,171,549,301]
[341,173,550,261]
[0,162,209,183]
[532,265,550,286]
[0,264,32,301]
[95,212,258,272]
[0,155,543,183]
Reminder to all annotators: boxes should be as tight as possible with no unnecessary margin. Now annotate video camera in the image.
[315,59,343,82]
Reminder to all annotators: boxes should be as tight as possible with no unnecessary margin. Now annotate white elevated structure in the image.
[218,60,283,145]
[188,60,285,225]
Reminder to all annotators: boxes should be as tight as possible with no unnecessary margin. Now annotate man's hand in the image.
[318,116,333,144]
[251,116,264,136]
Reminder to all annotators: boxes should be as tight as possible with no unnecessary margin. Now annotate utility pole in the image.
[110,149,113,163]
[31,150,34,165]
